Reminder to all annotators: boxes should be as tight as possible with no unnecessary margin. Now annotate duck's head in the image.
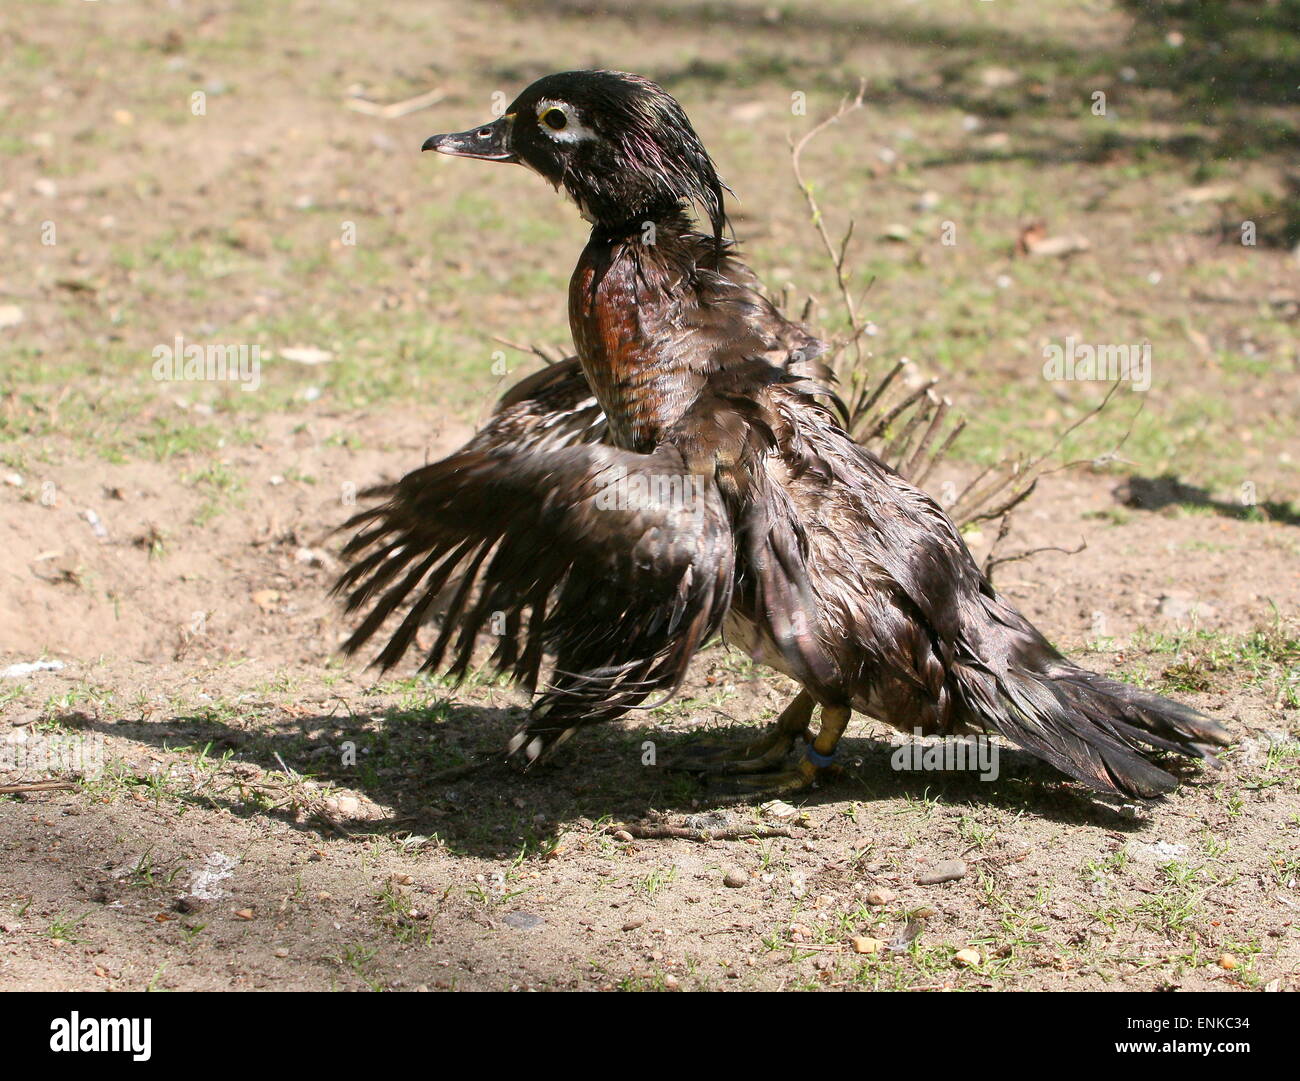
[422,70,727,248]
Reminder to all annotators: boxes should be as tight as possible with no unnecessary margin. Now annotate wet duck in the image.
[335,70,1228,799]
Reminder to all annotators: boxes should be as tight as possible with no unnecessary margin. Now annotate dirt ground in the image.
[2,0,1298,991]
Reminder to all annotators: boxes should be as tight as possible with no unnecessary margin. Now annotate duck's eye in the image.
[541,108,567,131]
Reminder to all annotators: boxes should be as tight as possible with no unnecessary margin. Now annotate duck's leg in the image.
[673,691,815,774]
[711,703,852,798]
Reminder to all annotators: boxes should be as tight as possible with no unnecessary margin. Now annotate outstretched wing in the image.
[333,364,734,757]
[475,355,605,452]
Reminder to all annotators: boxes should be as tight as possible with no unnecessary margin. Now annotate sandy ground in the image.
[1,414,1297,991]
[1,0,1297,991]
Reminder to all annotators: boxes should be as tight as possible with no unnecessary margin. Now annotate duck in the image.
[335,70,1229,799]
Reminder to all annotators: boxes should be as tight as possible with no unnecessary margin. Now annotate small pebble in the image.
[852,936,883,955]
[916,859,967,886]
[954,948,981,967]
[327,795,361,819]
[723,868,748,889]
[81,508,109,539]
[684,811,732,831]
[865,887,895,906]
[1157,592,1216,621]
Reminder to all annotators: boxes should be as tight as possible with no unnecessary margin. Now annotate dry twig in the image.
[0,779,77,794]
[789,95,1140,533]
[606,821,802,842]
[345,87,445,119]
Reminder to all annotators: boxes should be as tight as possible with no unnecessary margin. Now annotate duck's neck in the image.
[568,208,716,453]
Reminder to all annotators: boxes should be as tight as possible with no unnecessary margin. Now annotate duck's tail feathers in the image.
[953,653,1230,799]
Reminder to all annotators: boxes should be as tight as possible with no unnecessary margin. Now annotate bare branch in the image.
[790,80,868,367]
[491,336,566,366]
[605,821,802,842]
[985,535,1087,581]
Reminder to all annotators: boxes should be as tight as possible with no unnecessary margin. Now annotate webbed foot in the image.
[704,702,852,802]
[708,755,834,799]
[668,691,814,775]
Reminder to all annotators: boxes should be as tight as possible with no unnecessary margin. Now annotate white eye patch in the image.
[535,99,598,144]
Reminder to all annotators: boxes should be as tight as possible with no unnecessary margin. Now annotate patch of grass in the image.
[1128,621,1300,707]
[47,912,90,943]
[331,943,384,991]
[184,461,246,525]
[636,865,678,899]
[126,848,183,889]
[373,880,435,946]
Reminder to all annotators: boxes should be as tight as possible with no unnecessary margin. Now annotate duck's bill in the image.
[421,116,515,162]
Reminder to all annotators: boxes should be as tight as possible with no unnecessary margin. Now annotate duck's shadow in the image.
[1118,473,1300,526]
[53,697,1215,858]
